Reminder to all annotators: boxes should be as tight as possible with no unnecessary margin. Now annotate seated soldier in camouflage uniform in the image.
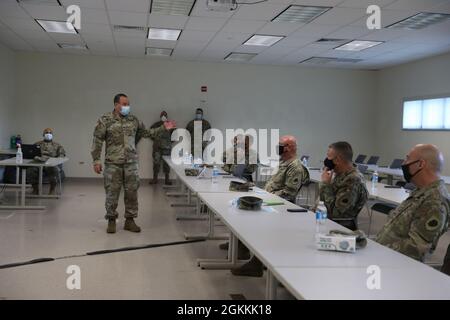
[230,135,310,277]
[222,134,258,182]
[27,128,66,195]
[376,144,450,262]
[320,141,369,231]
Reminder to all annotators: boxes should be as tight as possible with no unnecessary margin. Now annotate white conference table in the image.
[196,191,450,300]
[0,157,69,210]
[365,164,450,185]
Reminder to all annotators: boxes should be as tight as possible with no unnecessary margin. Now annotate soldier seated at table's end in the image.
[27,128,66,195]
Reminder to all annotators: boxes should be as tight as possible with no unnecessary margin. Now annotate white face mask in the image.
[161,115,168,122]
[44,133,53,141]
[120,105,130,116]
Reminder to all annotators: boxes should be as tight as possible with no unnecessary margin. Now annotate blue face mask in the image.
[120,105,130,116]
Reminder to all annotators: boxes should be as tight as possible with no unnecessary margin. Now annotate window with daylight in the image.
[402,96,450,130]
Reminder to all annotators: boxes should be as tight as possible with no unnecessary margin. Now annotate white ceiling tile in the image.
[326,26,372,39]
[20,4,68,20]
[311,7,367,25]
[289,24,340,38]
[233,44,269,54]
[221,19,267,33]
[430,1,450,13]
[337,0,397,8]
[0,35,35,51]
[47,32,83,44]
[105,0,151,12]
[1,17,45,31]
[108,11,148,26]
[209,31,252,47]
[60,0,106,9]
[232,3,287,21]
[190,2,236,18]
[359,28,412,41]
[384,0,449,11]
[79,23,112,36]
[0,3,30,19]
[320,48,352,58]
[257,21,304,36]
[148,14,188,29]
[276,35,316,48]
[350,9,420,28]
[291,0,343,5]
[14,29,52,41]
[27,39,59,49]
[80,8,110,25]
[185,17,228,31]
[180,30,216,42]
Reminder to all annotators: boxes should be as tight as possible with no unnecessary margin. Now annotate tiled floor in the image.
[0,179,448,299]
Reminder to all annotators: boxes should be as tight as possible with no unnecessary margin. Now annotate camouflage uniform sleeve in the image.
[274,164,304,200]
[142,123,165,140]
[57,143,66,157]
[34,141,50,162]
[386,200,447,261]
[91,118,106,165]
[320,176,360,219]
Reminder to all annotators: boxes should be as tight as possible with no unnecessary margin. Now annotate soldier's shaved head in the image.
[412,144,444,173]
[280,135,297,161]
[280,135,297,147]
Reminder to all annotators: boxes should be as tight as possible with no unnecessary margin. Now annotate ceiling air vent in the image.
[113,25,147,34]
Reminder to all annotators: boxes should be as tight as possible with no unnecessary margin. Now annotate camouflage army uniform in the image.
[265,158,309,203]
[319,167,368,230]
[150,120,172,176]
[186,119,211,155]
[222,147,258,181]
[27,140,66,186]
[376,180,450,262]
[91,111,165,220]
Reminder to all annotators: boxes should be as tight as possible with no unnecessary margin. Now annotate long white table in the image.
[0,157,69,210]
[196,191,450,300]
[365,164,450,185]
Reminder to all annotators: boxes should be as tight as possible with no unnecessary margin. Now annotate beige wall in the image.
[375,52,450,175]
[0,43,16,150]
[13,52,378,178]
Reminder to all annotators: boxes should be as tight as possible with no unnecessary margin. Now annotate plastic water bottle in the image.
[371,170,379,190]
[315,209,322,234]
[16,144,23,164]
[302,157,308,167]
[315,202,327,234]
[212,165,219,184]
[189,153,193,166]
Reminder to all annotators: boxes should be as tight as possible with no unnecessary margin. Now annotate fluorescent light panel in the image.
[300,57,362,64]
[58,43,88,50]
[17,0,61,5]
[244,35,284,47]
[36,19,77,34]
[272,5,331,23]
[146,47,173,56]
[225,53,257,62]
[151,0,196,16]
[335,40,383,51]
[148,28,181,40]
[387,12,450,30]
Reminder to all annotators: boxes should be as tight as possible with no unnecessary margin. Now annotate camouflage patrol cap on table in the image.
[229,181,253,192]
[185,168,200,176]
[238,196,263,211]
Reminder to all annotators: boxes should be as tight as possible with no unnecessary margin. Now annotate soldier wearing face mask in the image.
[319,141,368,231]
[27,128,66,195]
[149,110,173,185]
[91,93,176,234]
[185,108,211,156]
[376,144,450,262]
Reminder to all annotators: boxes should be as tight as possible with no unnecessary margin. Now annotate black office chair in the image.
[354,154,367,164]
[357,164,368,174]
[367,156,380,165]
[389,158,404,169]
[441,244,450,276]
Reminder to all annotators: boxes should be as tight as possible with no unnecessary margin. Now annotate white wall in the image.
[13,52,378,178]
[375,52,450,175]
[0,43,16,150]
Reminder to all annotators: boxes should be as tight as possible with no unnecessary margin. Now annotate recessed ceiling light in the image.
[243,35,284,47]
[151,0,196,16]
[58,43,88,50]
[334,40,383,51]
[36,19,77,34]
[224,53,257,62]
[146,47,173,56]
[272,5,331,23]
[17,0,61,5]
[147,28,181,41]
[387,12,450,30]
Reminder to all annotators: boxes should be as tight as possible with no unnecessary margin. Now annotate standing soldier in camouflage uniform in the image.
[186,108,211,157]
[231,135,309,277]
[92,93,176,234]
[319,141,368,231]
[27,128,66,195]
[149,110,173,185]
[376,144,450,262]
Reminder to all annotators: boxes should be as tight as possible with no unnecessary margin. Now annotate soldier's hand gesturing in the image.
[163,120,176,130]
[94,163,103,174]
[321,169,333,184]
